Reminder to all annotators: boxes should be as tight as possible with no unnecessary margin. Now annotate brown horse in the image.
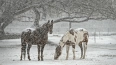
[54,28,89,60]
[20,20,53,61]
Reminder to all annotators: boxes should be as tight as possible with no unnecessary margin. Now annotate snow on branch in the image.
[53,17,108,23]
[14,0,56,16]
[53,9,95,23]
[14,4,41,16]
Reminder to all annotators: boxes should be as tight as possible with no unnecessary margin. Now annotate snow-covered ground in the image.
[0,34,116,65]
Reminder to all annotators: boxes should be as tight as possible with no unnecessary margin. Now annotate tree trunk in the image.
[0,11,14,39]
[41,6,47,20]
[0,7,40,38]
[32,7,40,27]
[0,18,13,39]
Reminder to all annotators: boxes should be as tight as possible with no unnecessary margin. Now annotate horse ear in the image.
[69,29,74,35]
[48,20,50,23]
[51,20,53,24]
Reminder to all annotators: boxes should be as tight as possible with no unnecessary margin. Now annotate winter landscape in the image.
[0,34,116,65]
[0,0,116,65]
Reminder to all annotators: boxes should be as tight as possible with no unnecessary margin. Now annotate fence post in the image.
[99,31,100,39]
[69,22,71,29]
[94,29,96,43]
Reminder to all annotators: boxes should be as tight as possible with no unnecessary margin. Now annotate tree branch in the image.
[13,4,41,16]
[14,0,56,16]
[53,8,94,23]
[46,4,69,14]
[53,16,87,23]
[53,17,108,23]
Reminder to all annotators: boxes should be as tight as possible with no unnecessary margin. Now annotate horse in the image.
[20,20,53,61]
[54,28,89,60]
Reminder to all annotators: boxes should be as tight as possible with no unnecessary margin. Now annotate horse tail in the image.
[20,32,27,60]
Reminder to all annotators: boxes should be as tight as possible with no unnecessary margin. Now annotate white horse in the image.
[54,28,89,60]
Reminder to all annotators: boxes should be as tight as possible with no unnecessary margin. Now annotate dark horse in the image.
[20,20,53,61]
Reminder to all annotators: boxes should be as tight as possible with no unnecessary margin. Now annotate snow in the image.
[23,28,35,32]
[0,34,116,65]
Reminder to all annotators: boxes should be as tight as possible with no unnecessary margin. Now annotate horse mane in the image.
[42,23,47,27]
[42,20,50,27]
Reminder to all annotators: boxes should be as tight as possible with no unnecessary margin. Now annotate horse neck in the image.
[59,32,70,50]
[42,24,49,33]
[59,41,65,50]
[44,27,49,34]
[40,26,48,35]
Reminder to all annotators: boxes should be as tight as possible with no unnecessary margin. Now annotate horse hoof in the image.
[80,58,82,59]
[38,59,40,61]
[20,59,22,61]
[65,58,68,60]
[41,59,44,61]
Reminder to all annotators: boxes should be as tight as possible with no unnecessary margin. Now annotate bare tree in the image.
[0,0,115,36]
[0,0,54,35]
[51,0,116,23]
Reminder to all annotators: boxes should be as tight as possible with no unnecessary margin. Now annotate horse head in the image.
[48,20,53,34]
[54,45,62,60]
[42,20,53,34]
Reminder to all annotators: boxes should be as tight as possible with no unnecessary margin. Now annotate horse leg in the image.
[37,45,40,61]
[20,47,23,61]
[83,42,87,59]
[66,45,70,60]
[27,43,32,61]
[20,51,22,61]
[20,42,26,61]
[41,44,45,61]
[72,45,75,60]
[79,42,83,59]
